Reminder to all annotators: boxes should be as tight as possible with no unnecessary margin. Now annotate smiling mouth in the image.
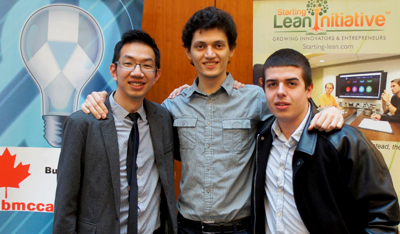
[130,82,145,86]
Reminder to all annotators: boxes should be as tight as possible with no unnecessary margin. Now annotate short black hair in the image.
[182,6,237,51]
[112,29,160,68]
[253,64,263,86]
[262,48,312,90]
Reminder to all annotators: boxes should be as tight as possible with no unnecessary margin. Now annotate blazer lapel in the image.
[100,97,121,218]
[143,99,166,178]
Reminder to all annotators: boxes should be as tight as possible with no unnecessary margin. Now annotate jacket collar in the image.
[101,95,121,218]
[258,99,319,156]
[295,100,319,156]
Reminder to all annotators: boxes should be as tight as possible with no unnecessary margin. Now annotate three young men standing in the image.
[68,6,399,234]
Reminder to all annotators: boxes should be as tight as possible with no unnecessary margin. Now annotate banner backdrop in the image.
[254,0,400,61]
[254,0,400,229]
[0,0,143,233]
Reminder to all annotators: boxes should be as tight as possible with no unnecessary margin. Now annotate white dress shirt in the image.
[264,106,311,234]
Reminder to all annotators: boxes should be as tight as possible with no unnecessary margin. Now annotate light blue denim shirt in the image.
[162,73,271,222]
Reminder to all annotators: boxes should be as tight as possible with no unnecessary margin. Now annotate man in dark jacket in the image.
[252,48,400,233]
[53,30,177,234]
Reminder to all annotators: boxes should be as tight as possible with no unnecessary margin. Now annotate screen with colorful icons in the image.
[336,71,387,100]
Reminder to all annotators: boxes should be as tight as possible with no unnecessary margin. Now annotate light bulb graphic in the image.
[20,4,104,147]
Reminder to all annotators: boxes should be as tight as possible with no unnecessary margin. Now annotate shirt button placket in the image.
[204,97,213,218]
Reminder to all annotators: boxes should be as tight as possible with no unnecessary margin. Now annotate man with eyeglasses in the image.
[53,30,177,234]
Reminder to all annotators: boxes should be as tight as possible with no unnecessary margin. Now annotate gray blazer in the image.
[53,97,177,234]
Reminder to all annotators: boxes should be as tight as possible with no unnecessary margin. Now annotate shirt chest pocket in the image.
[174,118,197,150]
[222,119,251,152]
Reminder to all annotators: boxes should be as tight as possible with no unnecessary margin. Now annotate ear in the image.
[185,48,192,61]
[258,77,264,87]
[306,83,313,98]
[154,69,161,83]
[110,63,117,82]
[229,48,235,57]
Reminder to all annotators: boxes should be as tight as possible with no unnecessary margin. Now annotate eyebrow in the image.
[265,77,300,82]
[120,55,154,63]
[213,40,227,44]
[193,40,227,45]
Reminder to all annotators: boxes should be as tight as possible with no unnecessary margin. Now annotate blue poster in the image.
[0,0,143,233]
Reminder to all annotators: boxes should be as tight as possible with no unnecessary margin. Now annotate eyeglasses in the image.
[115,61,157,73]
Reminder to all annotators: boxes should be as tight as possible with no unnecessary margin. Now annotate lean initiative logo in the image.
[274,0,387,35]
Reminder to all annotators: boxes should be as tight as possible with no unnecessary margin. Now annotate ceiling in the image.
[305,53,400,69]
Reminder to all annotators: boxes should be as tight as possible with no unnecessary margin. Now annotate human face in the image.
[185,28,234,82]
[325,84,333,95]
[264,66,313,129]
[111,42,160,108]
[391,82,400,95]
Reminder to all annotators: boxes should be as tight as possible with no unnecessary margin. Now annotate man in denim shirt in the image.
[161,7,269,234]
[162,7,344,234]
[81,7,344,234]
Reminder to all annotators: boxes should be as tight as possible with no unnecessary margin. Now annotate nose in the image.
[277,83,287,97]
[131,64,143,76]
[205,46,215,58]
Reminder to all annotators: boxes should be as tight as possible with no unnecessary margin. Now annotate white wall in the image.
[311,55,400,111]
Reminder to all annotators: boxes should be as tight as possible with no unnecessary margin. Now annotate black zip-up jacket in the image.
[252,102,400,233]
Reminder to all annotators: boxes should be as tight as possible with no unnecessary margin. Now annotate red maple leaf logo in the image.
[0,148,31,198]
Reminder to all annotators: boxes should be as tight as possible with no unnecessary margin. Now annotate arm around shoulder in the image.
[163,104,181,162]
[343,127,400,231]
[254,86,271,121]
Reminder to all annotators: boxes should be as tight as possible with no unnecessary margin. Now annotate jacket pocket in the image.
[173,118,197,150]
[76,218,96,234]
[222,119,251,152]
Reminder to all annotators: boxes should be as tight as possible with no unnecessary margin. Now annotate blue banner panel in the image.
[0,0,144,233]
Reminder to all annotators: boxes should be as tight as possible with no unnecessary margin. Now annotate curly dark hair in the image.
[112,29,160,68]
[182,6,237,51]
